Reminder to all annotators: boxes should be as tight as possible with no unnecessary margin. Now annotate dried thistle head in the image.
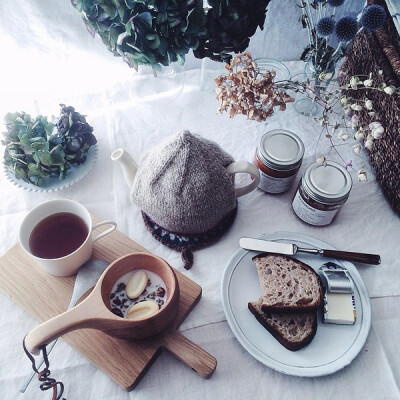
[214,52,294,122]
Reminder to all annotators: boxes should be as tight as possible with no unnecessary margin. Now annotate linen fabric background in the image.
[1,1,400,399]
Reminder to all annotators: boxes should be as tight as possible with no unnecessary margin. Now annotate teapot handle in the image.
[226,161,260,198]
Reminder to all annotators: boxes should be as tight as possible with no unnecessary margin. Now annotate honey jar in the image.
[292,160,352,226]
[254,129,305,194]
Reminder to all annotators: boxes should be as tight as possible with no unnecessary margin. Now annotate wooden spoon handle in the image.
[162,330,217,379]
[24,299,97,355]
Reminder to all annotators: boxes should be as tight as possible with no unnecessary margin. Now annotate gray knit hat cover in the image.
[131,130,237,235]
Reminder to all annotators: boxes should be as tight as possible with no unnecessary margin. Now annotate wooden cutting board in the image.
[0,215,214,390]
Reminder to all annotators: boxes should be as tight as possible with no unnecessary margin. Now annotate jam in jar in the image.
[254,129,305,194]
[292,160,352,226]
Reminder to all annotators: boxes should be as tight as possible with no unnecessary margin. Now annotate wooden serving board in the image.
[0,215,206,390]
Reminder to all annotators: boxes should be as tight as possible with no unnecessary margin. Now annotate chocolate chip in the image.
[116,282,126,292]
[155,287,165,297]
[111,307,124,318]
[113,297,122,306]
[147,279,151,287]
[109,293,115,300]
[156,299,164,307]
[147,292,156,300]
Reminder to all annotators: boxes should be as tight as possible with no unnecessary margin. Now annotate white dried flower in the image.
[357,169,367,182]
[373,128,384,139]
[354,130,364,140]
[340,96,348,105]
[350,76,359,89]
[363,79,373,87]
[353,144,362,154]
[369,122,384,139]
[350,103,363,111]
[350,115,359,128]
[364,99,373,110]
[343,106,352,115]
[383,86,395,95]
[338,130,350,140]
[319,71,333,81]
[365,138,374,150]
[317,156,326,165]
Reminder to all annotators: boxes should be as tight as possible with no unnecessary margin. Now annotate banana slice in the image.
[126,300,159,320]
[126,270,148,299]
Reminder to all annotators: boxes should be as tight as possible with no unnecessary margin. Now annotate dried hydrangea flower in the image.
[214,52,294,122]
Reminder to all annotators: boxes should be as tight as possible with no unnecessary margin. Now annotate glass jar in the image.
[254,129,305,194]
[292,161,352,226]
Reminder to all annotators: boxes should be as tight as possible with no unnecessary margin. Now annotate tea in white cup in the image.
[19,199,117,276]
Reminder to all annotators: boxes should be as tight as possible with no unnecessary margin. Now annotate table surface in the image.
[1,1,399,399]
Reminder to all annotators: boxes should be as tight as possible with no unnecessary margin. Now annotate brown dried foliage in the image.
[215,52,294,122]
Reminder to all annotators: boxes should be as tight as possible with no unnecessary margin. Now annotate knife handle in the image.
[321,249,381,265]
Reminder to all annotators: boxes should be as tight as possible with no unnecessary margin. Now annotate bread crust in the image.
[252,253,324,313]
[248,300,318,351]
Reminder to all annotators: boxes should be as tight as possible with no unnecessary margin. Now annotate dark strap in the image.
[23,336,66,400]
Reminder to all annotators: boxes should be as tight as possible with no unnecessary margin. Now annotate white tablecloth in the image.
[1,1,399,399]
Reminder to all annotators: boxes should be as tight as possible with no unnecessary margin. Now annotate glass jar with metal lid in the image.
[292,160,352,226]
[253,129,305,194]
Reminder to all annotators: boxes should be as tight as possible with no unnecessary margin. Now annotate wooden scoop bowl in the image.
[25,253,216,378]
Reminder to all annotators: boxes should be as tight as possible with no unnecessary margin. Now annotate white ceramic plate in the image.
[3,144,98,192]
[221,231,371,377]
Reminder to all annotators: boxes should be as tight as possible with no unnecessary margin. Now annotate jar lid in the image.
[258,129,305,171]
[303,161,352,204]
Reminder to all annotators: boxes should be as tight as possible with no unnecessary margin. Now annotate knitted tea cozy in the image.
[131,130,238,269]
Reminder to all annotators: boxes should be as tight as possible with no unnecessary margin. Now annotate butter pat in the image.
[323,292,356,325]
[319,262,357,325]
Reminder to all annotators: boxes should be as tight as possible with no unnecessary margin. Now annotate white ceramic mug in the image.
[19,199,117,277]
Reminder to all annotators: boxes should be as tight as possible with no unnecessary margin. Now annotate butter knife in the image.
[20,259,109,393]
[239,237,381,265]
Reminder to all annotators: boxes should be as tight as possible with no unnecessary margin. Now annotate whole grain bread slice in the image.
[248,298,317,351]
[253,253,323,313]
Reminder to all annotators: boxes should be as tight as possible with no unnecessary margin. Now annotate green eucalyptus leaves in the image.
[2,105,97,187]
[71,0,271,70]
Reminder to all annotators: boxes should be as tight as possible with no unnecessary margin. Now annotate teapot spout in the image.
[111,148,138,190]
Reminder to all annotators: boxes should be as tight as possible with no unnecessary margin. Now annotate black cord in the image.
[23,336,66,400]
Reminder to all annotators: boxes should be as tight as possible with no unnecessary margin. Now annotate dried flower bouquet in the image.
[215,52,399,182]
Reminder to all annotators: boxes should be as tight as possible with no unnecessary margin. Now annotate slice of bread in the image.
[248,298,317,351]
[253,253,323,312]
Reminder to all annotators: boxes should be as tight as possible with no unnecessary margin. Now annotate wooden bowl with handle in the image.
[25,252,180,355]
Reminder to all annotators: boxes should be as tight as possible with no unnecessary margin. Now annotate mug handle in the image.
[226,161,260,198]
[92,221,117,243]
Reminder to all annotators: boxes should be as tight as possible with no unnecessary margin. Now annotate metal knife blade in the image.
[239,237,381,265]
[20,259,109,393]
[239,237,296,255]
